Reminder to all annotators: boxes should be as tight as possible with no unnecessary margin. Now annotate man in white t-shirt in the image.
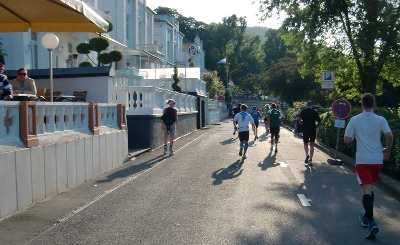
[233,104,255,160]
[344,93,393,240]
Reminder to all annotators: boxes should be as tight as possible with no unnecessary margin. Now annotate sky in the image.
[146,0,283,29]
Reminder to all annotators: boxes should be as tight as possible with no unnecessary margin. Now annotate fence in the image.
[0,101,126,149]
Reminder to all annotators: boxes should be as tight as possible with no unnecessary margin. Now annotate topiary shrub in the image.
[79,61,93,67]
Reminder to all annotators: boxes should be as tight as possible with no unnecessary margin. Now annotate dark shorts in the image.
[270,127,280,139]
[254,122,259,128]
[303,131,316,143]
[238,131,250,142]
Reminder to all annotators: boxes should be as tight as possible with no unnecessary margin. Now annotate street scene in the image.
[1,120,399,245]
[1,1,400,244]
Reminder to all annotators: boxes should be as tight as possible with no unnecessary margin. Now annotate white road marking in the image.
[279,162,289,167]
[297,194,312,206]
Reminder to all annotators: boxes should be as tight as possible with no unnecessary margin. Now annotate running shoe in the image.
[359,215,369,227]
[163,146,168,155]
[239,147,243,156]
[242,154,247,160]
[305,155,310,163]
[365,220,379,239]
[169,148,174,156]
[275,148,278,153]
[308,158,312,165]
[270,146,273,152]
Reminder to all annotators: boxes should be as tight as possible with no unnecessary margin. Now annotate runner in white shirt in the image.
[233,104,255,160]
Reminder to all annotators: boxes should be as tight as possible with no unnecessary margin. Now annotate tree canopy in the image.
[257,0,400,96]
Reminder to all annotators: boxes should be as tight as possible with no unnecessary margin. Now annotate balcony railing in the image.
[112,82,197,115]
[0,101,126,148]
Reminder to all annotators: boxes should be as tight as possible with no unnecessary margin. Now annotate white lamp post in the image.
[42,33,59,102]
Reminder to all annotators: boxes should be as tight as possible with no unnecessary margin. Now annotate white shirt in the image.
[344,111,391,164]
[234,111,254,132]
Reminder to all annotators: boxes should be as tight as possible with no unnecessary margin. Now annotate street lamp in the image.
[42,33,59,102]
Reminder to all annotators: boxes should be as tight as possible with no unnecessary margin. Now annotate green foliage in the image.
[89,37,109,53]
[76,37,122,66]
[0,41,7,61]
[172,66,182,92]
[203,72,225,99]
[257,0,400,96]
[315,106,400,179]
[76,43,91,54]
[78,61,93,67]
[224,88,233,105]
[109,50,123,62]
[97,53,113,64]
[106,20,113,33]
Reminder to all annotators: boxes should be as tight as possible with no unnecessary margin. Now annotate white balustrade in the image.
[0,101,20,143]
[1,101,122,147]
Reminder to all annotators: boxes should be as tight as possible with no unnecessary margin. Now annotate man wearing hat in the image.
[298,100,321,165]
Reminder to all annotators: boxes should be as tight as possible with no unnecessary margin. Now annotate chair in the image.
[36,88,46,101]
[72,91,87,102]
[44,90,61,101]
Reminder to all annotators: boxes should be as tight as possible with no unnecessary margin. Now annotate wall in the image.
[126,112,197,149]
[0,130,128,219]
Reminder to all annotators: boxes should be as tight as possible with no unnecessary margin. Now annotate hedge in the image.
[283,107,400,179]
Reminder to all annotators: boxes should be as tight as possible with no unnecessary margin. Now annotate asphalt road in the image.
[1,119,399,245]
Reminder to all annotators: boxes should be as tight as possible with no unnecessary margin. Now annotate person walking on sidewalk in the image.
[250,106,262,140]
[233,104,255,160]
[232,103,241,135]
[344,93,393,240]
[267,103,285,153]
[161,99,179,156]
[298,100,321,165]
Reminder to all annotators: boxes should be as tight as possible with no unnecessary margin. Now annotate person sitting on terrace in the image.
[0,59,12,100]
[11,68,37,96]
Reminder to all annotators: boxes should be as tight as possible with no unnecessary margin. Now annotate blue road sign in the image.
[322,71,334,82]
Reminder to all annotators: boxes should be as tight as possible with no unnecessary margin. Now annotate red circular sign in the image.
[217,95,225,102]
[331,99,351,119]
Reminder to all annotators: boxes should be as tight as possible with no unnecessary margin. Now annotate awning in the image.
[0,0,109,32]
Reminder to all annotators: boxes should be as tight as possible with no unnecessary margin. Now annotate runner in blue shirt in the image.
[250,106,262,141]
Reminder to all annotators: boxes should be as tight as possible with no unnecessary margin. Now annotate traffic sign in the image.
[331,99,351,119]
[188,45,200,57]
[322,71,334,81]
[321,71,334,89]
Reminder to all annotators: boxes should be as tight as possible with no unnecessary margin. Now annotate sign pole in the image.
[328,99,351,165]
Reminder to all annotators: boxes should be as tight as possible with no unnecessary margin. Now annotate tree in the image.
[257,0,400,96]
[0,41,7,61]
[172,65,182,92]
[76,37,122,66]
[153,7,207,42]
[203,71,225,99]
[261,57,322,106]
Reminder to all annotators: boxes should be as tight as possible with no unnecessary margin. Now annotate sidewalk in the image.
[283,124,400,200]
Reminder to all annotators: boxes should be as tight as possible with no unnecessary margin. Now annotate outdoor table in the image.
[55,95,75,102]
[10,94,37,101]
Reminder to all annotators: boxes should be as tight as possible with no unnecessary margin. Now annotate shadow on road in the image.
[212,160,243,185]
[258,152,278,171]
[96,155,166,183]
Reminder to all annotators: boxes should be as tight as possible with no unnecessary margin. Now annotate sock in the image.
[240,142,243,148]
[362,194,374,220]
[243,143,248,154]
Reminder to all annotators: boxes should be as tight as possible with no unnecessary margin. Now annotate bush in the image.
[79,61,93,67]
[317,106,400,179]
[286,104,400,179]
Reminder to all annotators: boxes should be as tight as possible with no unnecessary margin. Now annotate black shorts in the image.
[270,127,280,139]
[303,131,317,143]
[254,122,259,128]
[238,131,250,142]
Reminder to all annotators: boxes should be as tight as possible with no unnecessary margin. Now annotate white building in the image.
[0,0,205,74]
